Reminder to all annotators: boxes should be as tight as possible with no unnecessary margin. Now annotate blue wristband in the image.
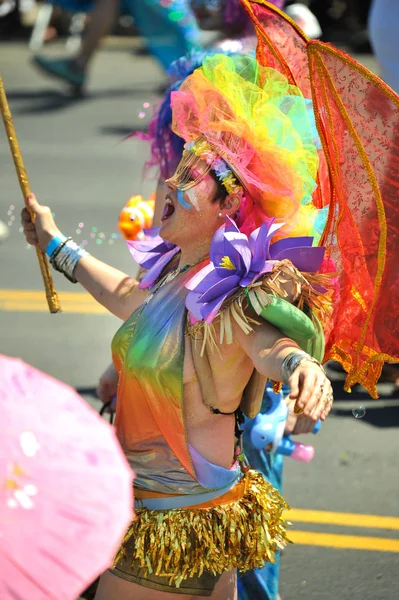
[46,234,67,258]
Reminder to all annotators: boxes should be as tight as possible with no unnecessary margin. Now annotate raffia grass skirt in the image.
[113,470,290,588]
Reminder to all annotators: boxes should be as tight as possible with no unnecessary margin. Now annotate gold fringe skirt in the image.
[113,470,290,588]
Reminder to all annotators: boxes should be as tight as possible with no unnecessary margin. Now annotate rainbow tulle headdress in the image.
[170,53,324,239]
[138,51,224,181]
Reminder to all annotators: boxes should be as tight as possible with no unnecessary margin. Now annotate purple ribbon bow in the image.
[185,217,325,324]
[127,228,180,290]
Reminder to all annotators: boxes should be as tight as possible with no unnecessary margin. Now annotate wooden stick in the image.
[0,76,61,313]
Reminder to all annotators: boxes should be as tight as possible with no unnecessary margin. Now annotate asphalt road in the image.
[1,39,398,600]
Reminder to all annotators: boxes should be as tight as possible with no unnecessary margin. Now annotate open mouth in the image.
[161,198,175,221]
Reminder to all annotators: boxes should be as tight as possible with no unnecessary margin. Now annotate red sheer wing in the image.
[241,0,332,212]
[241,0,399,396]
[308,44,399,396]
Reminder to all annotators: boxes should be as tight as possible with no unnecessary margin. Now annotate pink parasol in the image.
[0,354,134,600]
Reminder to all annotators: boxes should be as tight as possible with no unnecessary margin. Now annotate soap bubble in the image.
[352,406,366,419]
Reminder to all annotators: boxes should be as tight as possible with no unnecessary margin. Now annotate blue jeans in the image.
[123,0,200,71]
[238,384,288,600]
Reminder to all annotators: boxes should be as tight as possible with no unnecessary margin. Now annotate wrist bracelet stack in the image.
[45,235,88,283]
[281,350,325,384]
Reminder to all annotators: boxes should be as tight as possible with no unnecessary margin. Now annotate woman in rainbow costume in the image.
[127,46,313,600]
[21,2,399,598]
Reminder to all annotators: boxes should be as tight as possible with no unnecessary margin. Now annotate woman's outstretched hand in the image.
[234,320,334,423]
[21,193,62,252]
[288,361,333,422]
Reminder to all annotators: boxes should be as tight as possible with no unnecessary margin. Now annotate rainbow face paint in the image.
[185,188,200,211]
[177,188,192,209]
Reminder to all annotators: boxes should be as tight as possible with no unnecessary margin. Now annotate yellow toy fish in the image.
[118,194,155,241]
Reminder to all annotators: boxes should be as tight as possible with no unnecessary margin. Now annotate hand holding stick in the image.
[0,76,61,313]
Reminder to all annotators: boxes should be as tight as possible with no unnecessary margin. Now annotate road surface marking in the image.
[287,509,399,531]
[290,530,399,552]
[0,289,107,314]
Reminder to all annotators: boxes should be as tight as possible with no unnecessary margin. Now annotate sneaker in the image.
[32,56,86,88]
[0,220,9,242]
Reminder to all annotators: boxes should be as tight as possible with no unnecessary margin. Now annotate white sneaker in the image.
[0,220,9,242]
[285,3,322,39]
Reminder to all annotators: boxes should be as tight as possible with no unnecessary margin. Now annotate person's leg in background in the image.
[368,0,399,391]
[123,0,200,72]
[238,384,287,600]
[74,0,119,72]
[33,0,120,89]
[33,0,200,89]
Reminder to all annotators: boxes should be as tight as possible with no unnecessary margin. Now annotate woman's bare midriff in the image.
[183,335,253,469]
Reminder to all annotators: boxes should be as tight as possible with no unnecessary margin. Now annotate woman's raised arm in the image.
[21,194,147,320]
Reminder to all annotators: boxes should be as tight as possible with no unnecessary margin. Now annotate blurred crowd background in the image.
[2,1,398,94]
[0,1,384,54]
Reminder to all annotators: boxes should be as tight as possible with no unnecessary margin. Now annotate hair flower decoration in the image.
[184,138,245,201]
[185,217,326,324]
